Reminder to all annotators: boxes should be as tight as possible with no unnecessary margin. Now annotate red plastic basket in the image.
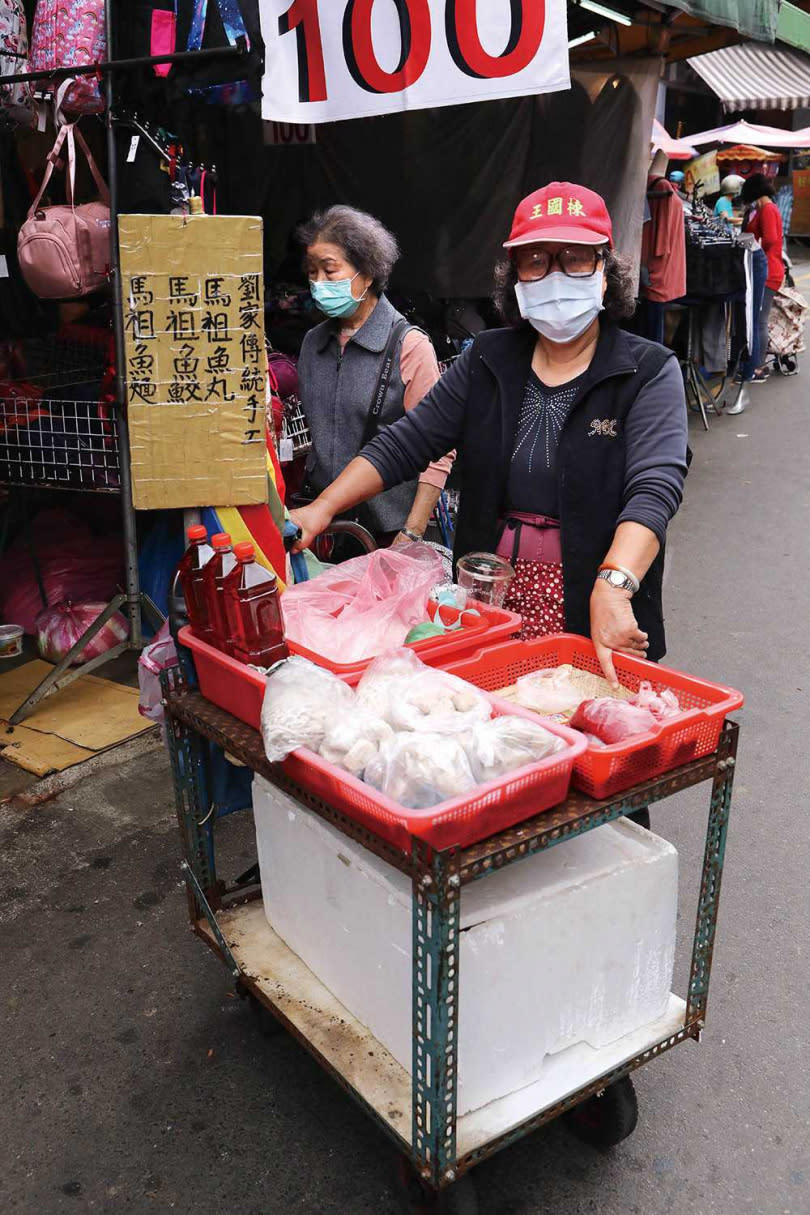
[285,600,521,682]
[441,634,744,800]
[178,625,586,852]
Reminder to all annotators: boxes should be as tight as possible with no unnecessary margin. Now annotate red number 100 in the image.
[278,0,545,102]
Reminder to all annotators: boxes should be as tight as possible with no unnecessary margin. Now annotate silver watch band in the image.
[596,568,638,594]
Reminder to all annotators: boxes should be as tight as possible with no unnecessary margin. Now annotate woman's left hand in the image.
[590,580,649,688]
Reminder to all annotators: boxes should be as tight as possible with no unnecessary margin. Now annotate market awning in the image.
[687,43,810,111]
[685,118,810,146]
[652,118,698,158]
[660,0,779,43]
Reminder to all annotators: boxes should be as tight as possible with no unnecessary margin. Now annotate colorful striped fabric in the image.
[202,426,288,589]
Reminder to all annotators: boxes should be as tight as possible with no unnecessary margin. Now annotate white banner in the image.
[260,0,570,124]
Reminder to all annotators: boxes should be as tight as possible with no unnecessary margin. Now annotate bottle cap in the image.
[187,525,207,542]
[234,542,254,560]
[211,532,232,548]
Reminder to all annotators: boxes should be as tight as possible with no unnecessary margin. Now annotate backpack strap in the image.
[359,317,412,449]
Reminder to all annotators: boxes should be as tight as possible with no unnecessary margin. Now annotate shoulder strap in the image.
[28,122,71,217]
[70,126,111,206]
[187,0,249,52]
[360,317,411,448]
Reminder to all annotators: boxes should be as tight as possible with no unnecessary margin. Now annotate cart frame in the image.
[162,662,738,1195]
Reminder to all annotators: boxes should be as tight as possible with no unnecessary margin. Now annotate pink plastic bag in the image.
[0,509,123,634]
[35,601,129,665]
[138,620,177,722]
[281,544,444,664]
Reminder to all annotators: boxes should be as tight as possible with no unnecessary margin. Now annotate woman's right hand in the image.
[288,499,335,551]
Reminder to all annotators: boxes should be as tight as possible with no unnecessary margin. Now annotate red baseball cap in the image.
[504,182,613,249]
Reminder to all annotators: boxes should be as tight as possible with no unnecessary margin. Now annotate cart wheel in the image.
[394,1158,478,1215]
[246,992,285,1039]
[563,1075,638,1150]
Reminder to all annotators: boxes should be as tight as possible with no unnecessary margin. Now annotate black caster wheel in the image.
[563,1075,638,1149]
[394,1158,478,1215]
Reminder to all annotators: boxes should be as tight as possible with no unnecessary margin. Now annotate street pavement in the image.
[2,301,810,1213]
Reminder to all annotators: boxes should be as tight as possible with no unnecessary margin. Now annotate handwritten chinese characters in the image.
[119,215,268,510]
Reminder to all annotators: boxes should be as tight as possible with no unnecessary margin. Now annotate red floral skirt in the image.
[504,560,565,639]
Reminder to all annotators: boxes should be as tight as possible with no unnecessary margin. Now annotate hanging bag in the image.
[0,0,35,128]
[17,124,111,300]
[30,0,107,116]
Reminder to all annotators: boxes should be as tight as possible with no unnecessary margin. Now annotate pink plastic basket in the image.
[441,634,744,800]
[179,626,586,851]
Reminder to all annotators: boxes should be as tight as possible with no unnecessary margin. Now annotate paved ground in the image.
[3,300,810,1212]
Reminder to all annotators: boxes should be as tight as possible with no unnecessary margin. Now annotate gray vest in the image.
[298,294,419,534]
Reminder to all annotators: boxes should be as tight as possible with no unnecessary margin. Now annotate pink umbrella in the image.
[651,119,698,160]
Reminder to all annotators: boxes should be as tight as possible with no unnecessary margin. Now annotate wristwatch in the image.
[400,527,424,543]
[596,567,639,594]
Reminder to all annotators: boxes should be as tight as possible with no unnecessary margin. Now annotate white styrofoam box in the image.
[252,776,678,1117]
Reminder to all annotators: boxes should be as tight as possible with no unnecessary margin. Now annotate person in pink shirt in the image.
[296,206,453,545]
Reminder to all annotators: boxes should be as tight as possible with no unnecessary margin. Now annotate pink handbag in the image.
[17,123,111,300]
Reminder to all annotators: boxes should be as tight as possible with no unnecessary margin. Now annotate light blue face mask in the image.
[309,272,366,319]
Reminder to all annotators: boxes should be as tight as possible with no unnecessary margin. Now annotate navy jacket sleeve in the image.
[360,346,472,486]
[617,357,689,545]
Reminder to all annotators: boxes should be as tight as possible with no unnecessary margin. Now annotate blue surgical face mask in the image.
[514,270,604,343]
[309,272,367,319]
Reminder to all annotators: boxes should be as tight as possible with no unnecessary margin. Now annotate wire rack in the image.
[280,394,312,458]
[0,333,120,492]
[0,395,120,491]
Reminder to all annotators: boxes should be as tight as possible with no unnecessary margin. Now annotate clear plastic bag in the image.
[280,544,444,664]
[318,708,394,777]
[137,620,177,723]
[365,731,477,808]
[514,667,585,715]
[465,716,566,784]
[633,680,681,720]
[261,656,355,762]
[356,648,491,735]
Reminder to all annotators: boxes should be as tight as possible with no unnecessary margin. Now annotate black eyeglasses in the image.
[515,246,606,280]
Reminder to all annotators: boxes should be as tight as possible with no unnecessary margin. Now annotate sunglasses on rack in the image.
[515,245,606,280]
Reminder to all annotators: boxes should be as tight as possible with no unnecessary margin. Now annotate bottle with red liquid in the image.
[203,532,236,652]
[177,525,214,642]
[223,542,288,667]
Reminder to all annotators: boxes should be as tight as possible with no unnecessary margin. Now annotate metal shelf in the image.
[164,671,739,1194]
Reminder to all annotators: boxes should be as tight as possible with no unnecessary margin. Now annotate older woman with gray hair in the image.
[296,205,453,544]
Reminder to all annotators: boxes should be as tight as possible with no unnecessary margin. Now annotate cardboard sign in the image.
[684,150,719,198]
[791,168,810,235]
[260,0,570,124]
[118,215,269,511]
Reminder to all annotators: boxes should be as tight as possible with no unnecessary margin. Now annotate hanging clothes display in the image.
[641,177,687,305]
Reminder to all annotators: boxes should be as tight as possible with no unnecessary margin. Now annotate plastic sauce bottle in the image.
[223,542,288,667]
[204,532,236,653]
[178,525,214,642]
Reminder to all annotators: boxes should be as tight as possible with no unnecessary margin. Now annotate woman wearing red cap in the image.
[292,183,688,685]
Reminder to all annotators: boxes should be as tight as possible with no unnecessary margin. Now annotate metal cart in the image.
[163,662,738,1214]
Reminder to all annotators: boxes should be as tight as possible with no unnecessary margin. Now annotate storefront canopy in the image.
[660,0,779,42]
[652,119,698,158]
[687,43,810,111]
[685,118,810,147]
